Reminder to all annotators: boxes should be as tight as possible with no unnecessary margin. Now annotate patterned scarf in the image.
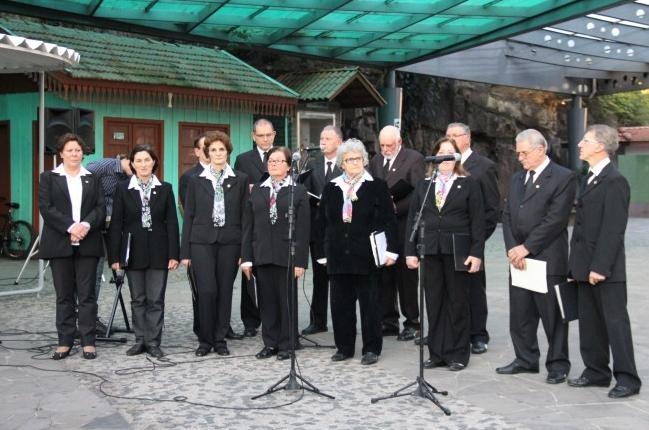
[435,172,454,210]
[137,176,153,230]
[269,178,285,225]
[342,172,363,223]
[210,166,226,227]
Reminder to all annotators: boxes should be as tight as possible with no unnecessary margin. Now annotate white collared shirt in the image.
[332,169,374,192]
[260,175,293,198]
[460,148,473,165]
[588,158,611,183]
[527,156,550,183]
[53,163,91,227]
[324,156,337,177]
[383,145,402,170]
[128,174,163,203]
[257,146,268,163]
[199,163,236,189]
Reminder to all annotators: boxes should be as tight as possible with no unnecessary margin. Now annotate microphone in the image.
[301,146,321,152]
[292,152,302,162]
[424,153,461,163]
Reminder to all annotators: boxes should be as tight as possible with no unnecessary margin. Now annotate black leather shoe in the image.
[331,351,352,362]
[546,371,568,384]
[277,350,291,360]
[567,376,610,387]
[301,324,328,335]
[448,361,466,371]
[255,346,278,359]
[215,345,230,356]
[414,336,428,346]
[381,324,399,336]
[423,358,445,369]
[397,326,418,341]
[496,361,539,375]
[471,341,488,354]
[126,343,146,356]
[244,327,258,337]
[83,350,97,360]
[225,328,244,340]
[51,348,71,360]
[361,352,379,365]
[195,346,211,357]
[608,385,639,398]
[147,346,164,358]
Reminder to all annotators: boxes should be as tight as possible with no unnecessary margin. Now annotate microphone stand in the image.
[371,167,450,415]
[252,155,334,400]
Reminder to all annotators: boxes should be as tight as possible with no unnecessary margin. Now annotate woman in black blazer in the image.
[180,131,249,357]
[39,133,105,360]
[241,146,309,361]
[109,144,179,358]
[318,138,398,366]
[405,137,485,371]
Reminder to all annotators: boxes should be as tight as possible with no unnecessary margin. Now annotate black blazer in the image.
[234,149,266,184]
[108,180,180,270]
[463,152,500,239]
[404,176,485,259]
[303,154,342,243]
[38,170,105,259]
[241,182,310,268]
[569,163,629,282]
[178,163,204,210]
[502,161,577,276]
[180,169,249,258]
[369,147,425,217]
[319,177,398,275]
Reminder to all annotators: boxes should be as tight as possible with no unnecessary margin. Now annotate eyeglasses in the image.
[255,133,275,139]
[446,133,466,139]
[343,156,363,164]
[267,159,287,165]
[516,146,543,157]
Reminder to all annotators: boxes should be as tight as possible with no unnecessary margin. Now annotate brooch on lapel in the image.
[227,184,231,188]
[84,180,89,184]
[153,191,157,195]
[456,185,462,189]
[535,184,540,189]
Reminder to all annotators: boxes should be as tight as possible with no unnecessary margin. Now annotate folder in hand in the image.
[370,231,388,267]
[554,280,578,322]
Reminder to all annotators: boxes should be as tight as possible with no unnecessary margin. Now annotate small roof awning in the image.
[0,32,79,73]
[278,67,386,108]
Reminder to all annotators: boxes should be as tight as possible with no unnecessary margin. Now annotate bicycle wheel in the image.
[4,220,34,259]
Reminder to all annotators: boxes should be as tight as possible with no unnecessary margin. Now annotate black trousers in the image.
[126,268,168,347]
[423,254,471,366]
[256,264,295,352]
[330,273,382,357]
[191,242,239,348]
[508,275,570,373]
[468,269,490,344]
[50,251,98,347]
[307,241,329,328]
[240,272,261,330]
[381,215,419,330]
[577,281,641,389]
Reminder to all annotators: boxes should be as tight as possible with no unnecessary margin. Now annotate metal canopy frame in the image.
[0,0,630,68]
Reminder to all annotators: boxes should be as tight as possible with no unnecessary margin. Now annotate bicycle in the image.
[0,197,35,259]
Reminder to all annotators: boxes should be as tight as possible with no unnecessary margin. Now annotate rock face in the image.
[398,73,569,201]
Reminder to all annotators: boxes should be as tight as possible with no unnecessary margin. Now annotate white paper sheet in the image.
[510,258,547,293]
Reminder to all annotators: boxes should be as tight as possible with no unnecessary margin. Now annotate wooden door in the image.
[104,118,164,179]
[178,122,229,179]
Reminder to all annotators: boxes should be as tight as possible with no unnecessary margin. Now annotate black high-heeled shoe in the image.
[82,347,97,360]
[51,348,71,360]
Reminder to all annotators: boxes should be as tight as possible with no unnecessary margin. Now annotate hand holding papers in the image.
[370,231,388,267]
[510,258,547,293]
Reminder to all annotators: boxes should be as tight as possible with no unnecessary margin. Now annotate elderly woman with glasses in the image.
[241,146,310,361]
[318,138,398,365]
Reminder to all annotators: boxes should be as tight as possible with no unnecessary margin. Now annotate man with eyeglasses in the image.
[369,125,425,341]
[445,122,500,354]
[233,118,277,337]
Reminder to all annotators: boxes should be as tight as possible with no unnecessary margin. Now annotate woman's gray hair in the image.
[336,138,369,167]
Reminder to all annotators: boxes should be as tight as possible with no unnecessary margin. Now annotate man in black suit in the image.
[179,133,243,340]
[369,125,425,340]
[497,129,576,384]
[301,125,342,335]
[233,118,275,337]
[446,122,500,354]
[567,124,641,398]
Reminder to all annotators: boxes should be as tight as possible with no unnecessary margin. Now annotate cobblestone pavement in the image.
[1,220,648,429]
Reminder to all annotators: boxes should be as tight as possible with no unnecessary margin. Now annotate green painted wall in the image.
[619,154,649,204]
[0,91,256,225]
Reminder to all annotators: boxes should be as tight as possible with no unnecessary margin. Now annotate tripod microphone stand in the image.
[371,170,450,415]
[97,269,131,343]
[252,153,334,400]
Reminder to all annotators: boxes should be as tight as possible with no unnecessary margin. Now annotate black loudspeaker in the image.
[43,108,95,154]
[44,107,73,155]
[75,108,95,154]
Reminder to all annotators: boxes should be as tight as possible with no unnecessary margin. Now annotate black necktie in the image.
[383,159,390,177]
[524,170,535,197]
[325,161,333,182]
[580,170,594,195]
